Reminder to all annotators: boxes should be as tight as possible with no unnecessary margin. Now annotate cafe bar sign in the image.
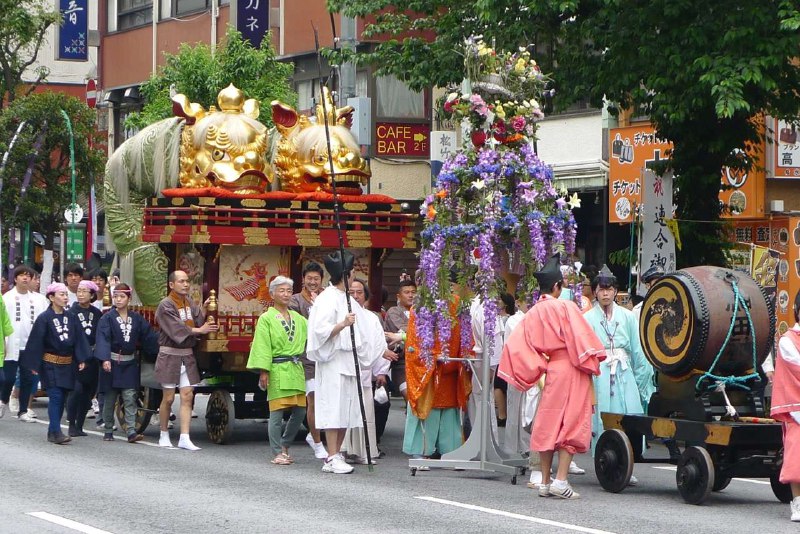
[375,122,430,158]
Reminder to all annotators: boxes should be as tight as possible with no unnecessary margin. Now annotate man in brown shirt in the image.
[154,270,216,450]
[383,280,417,403]
[288,261,328,459]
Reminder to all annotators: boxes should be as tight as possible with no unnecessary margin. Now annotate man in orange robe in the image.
[499,253,605,499]
[402,301,472,458]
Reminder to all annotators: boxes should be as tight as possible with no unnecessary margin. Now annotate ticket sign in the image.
[609,123,765,223]
[375,122,430,157]
[608,125,671,223]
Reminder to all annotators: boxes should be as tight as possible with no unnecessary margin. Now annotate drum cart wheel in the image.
[205,389,235,444]
[676,446,714,504]
[770,474,793,503]
[595,429,634,493]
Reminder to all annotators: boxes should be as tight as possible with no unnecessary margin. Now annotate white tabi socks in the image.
[159,431,173,448]
[178,434,201,451]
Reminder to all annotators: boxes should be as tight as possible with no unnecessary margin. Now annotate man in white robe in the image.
[307,251,381,474]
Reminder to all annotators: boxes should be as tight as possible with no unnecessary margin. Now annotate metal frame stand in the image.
[409,350,527,484]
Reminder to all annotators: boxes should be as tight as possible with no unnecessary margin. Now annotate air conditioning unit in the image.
[769,200,785,213]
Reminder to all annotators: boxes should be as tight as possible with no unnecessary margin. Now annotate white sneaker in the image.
[538,483,551,497]
[550,480,580,499]
[791,497,800,522]
[529,470,543,486]
[8,397,19,413]
[0,402,5,419]
[628,475,638,486]
[86,408,96,419]
[568,461,586,475]
[18,411,36,423]
[27,408,37,419]
[322,454,354,474]
[92,398,100,415]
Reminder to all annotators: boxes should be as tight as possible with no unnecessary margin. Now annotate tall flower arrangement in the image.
[416,40,577,366]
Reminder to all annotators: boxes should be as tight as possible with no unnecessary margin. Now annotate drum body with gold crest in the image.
[639,266,774,381]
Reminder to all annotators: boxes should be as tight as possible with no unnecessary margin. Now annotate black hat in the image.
[533,253,562,292]
[641,264,665,283]
[592,264,617,291]
[324,249,355,279]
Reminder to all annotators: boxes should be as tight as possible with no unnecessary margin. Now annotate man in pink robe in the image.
[771,290,800,522]
[499,253,605,500]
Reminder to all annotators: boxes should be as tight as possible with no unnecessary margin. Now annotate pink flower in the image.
[511,116,526,132]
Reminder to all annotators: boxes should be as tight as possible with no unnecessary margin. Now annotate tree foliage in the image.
[0,92,105,249]
[328,0,800,267]
[126,27,296,131]
[0,0,61,108]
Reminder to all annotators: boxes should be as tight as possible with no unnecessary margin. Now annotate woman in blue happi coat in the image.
[21,282,91,444]
[66,280,103,437]
[95,283,159,442]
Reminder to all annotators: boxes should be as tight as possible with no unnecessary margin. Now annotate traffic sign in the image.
[86,78,97,109]
[64,203,84,223]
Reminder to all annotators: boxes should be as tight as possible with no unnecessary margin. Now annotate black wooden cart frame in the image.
[594,412,793,505]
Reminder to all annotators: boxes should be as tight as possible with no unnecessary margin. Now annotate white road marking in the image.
[31,419,164,448]
[651,465,770,484]
[27,511,114,533]
[415,496,617,534]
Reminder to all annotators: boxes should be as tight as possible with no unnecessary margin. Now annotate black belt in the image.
[272,356,302,364]
[112,350,135,356]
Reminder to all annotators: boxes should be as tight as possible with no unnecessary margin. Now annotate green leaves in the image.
[0,0,61,107]
[125,27,296,131]
[0,92,104,248]
[327,0,800,266]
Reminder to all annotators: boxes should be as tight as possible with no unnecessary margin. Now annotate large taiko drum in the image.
[639,266,775,380]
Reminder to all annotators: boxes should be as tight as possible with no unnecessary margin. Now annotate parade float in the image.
[104,84,415,442]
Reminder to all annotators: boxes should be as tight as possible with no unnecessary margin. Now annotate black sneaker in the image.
[103,433,115,441]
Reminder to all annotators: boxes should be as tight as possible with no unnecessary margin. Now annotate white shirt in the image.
[68,290,78,306]
[3,287,49,361]
[471,297,505,367]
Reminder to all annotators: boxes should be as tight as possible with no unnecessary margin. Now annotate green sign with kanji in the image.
[65,226,84,262]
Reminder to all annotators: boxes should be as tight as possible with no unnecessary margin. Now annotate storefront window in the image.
[376,75,424,119]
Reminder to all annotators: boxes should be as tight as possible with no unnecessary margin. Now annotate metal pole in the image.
[313,25,374,471]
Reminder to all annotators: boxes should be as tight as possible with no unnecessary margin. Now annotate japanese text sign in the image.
[58,0,88,61]
[236,0,269,49]
[640,169,676,293]
[608,125,671,223]
[774,118,800,178]
[375,122,430,158]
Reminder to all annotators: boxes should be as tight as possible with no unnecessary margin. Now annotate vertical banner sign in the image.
[58,0,88,61]
[430,131,457,182]
[640,170,676,291]
[236,0,269,49]
[750,244,780,325]
[608,125,672,223]
[775,118,800,178]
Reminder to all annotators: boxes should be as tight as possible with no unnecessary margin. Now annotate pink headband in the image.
[46,282,68,295]
[78,280,99,293]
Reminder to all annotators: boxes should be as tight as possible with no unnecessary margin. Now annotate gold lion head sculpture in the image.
[271,87,370,195]
[172,84,272,194]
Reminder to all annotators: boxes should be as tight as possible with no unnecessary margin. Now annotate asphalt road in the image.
[0,395,793,533]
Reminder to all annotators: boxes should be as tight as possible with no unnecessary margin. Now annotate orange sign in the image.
[608,122,765,223]
[608,125,671,223]
[719,145,765,219]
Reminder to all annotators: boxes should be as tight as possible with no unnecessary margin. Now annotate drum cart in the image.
[594,412,792,505]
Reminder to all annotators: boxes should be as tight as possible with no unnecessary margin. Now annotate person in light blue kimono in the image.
[584,266,655,485]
